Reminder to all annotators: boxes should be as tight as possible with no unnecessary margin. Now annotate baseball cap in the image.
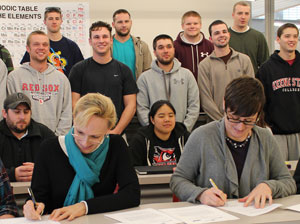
[4,92,31,110]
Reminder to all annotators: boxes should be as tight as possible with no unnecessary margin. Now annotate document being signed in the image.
[220,200,282,216]
[160,205,239,224]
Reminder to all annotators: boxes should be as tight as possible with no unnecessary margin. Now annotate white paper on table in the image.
[160,205,239,224]
[0,217,59,224]
[286,204,300,212]
[220,200,282,216]
[104,208,181,224]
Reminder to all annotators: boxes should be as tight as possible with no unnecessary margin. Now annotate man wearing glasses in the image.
[20,7,84,77]
[170,76,296,209]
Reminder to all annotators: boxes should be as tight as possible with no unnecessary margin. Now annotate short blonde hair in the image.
[26,30,49,46]
[73,93,117,129]
[181,11,201,25]
[233,1,250,13]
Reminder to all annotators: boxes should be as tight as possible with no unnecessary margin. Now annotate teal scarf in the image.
[63,127,109,206]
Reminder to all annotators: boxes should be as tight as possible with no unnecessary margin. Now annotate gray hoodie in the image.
[137,58,199,132]
[7,63,72,136]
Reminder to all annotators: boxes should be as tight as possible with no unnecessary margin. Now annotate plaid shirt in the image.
[0,159,18,217]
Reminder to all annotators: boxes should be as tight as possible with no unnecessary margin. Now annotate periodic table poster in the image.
[0,2,90,67]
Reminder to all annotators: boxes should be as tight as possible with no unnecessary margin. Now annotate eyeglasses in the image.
[72,127,106,144]
[226,112,259,126]
[45,7,61,13]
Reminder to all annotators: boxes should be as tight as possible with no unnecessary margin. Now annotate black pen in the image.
[27,187,41,220]
[27,187,37,207]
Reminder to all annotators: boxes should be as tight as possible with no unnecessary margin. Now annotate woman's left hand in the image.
[238,183,272,208]
[50,202,86,221]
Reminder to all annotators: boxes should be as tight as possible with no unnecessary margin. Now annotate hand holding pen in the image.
[23,187,45,220]
[197,178,227,206]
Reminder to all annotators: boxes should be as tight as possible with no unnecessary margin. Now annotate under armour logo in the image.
[200,52,209,57]
[173,78,185,85]
[114,74,119,77]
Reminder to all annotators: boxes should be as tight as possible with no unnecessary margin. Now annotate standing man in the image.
[229,1,269,73]
[174,11,214,81]
[69,21,138,135]
[112,9,152,80]
[20,7,84,77]
[198,20,254,121]
[137,34,199,132]
[256,23,300,160]
[7,31,72,136]
[0,93,55,182]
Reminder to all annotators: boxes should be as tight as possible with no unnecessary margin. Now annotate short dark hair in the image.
[181,11,201,24]
[26,30,48,46]
[44,7,62,20]
[148,100,176,125]
[224,76,265,117]
[89,21,112,38]
[153,34,174,50]
[208,20,228,36]
[113,9,131,21]
[277,23,299,38]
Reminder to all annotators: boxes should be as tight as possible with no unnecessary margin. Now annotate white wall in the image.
[88,0,238,51]
[3,0,240,56]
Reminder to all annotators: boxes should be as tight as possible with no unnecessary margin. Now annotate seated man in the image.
[0,93,55,182]
[170,76,296,208]
[0,158,18,218]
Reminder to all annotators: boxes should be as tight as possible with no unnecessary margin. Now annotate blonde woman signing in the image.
[23,93,140,221]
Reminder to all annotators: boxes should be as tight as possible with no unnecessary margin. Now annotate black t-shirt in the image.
[69,58,138,119]
[226,136,250,182]
[150,132,180,166]
[20,36,84,77]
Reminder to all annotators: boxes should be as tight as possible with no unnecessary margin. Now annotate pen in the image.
[27,187,37,207]
[285,161,291,169]
[27,187,41,220]
[209,178,226,202]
